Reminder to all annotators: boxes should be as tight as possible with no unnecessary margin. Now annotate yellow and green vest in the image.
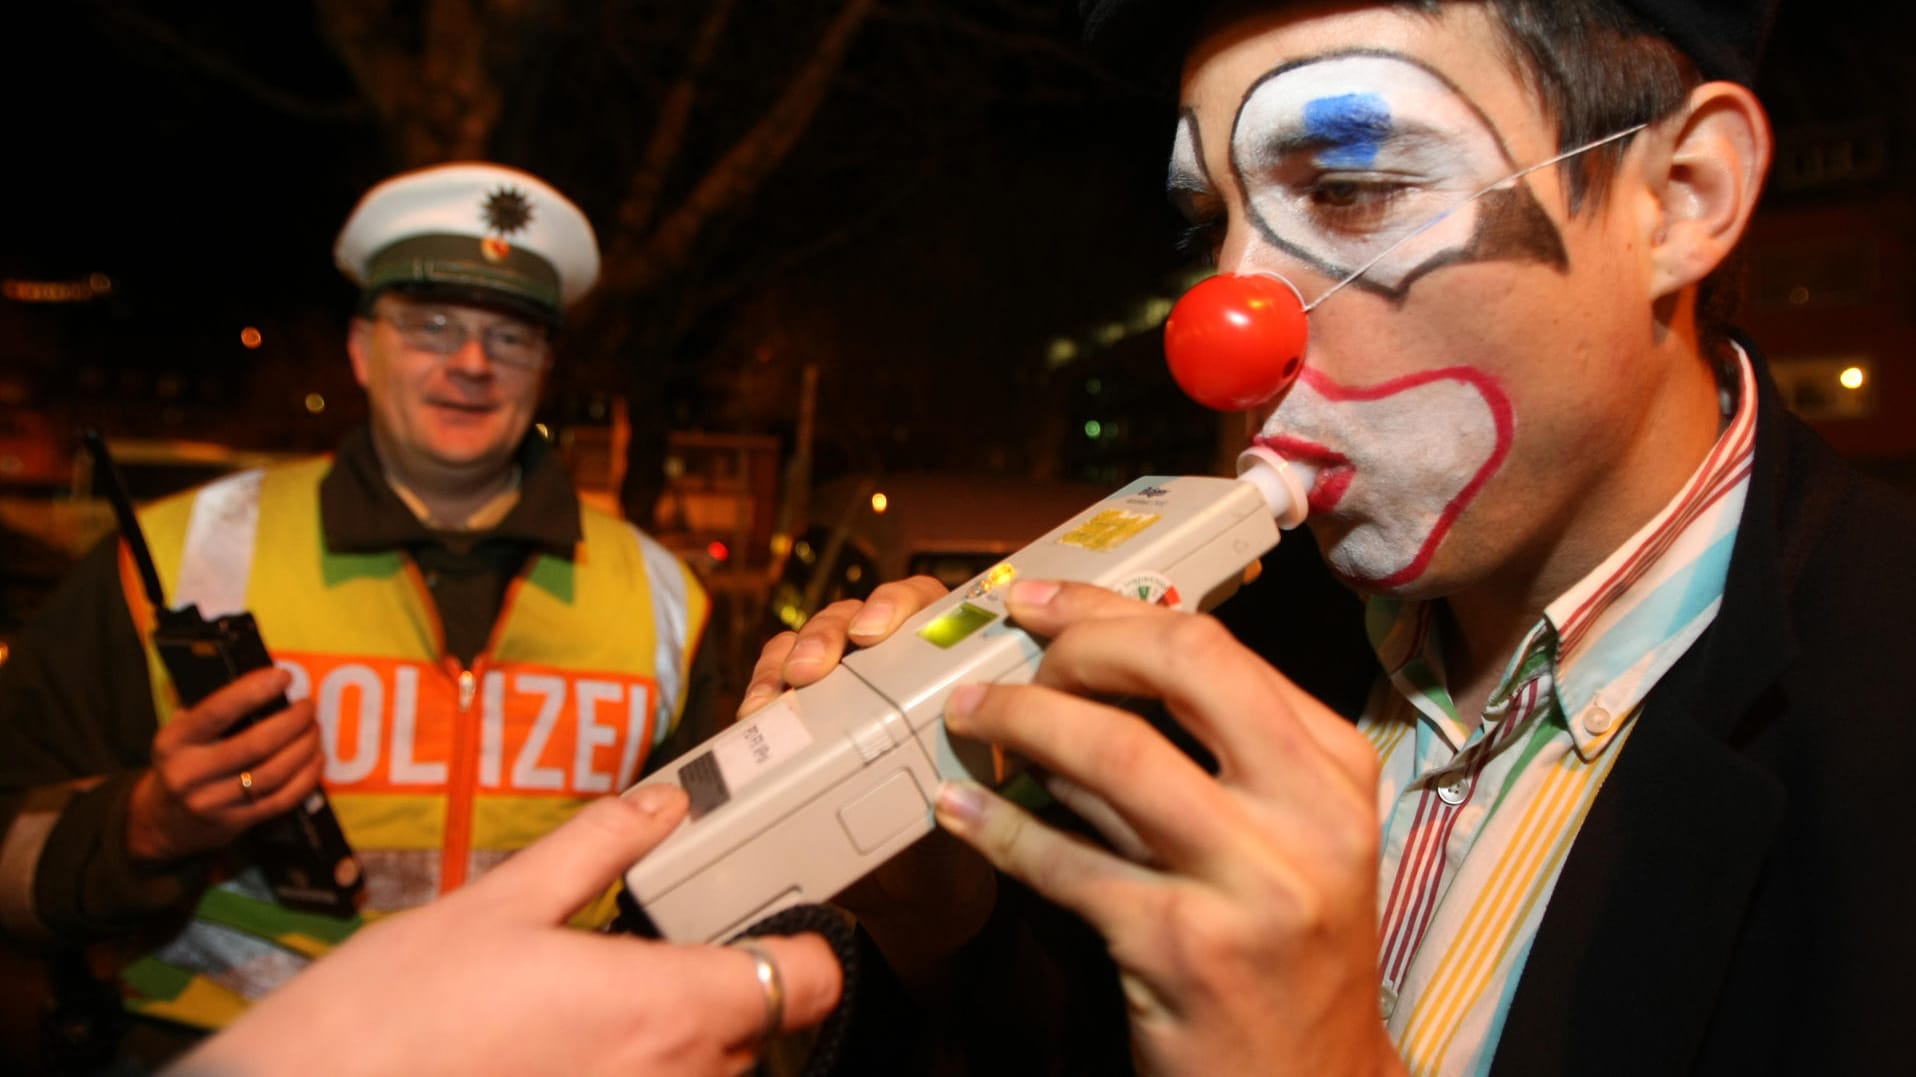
[114,457,708,1028]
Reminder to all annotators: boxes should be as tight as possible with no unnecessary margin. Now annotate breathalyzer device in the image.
[623,448,1313,942]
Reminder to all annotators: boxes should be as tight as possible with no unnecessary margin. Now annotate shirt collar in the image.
[320,426,584,555]
[385,465,523,531]
[1367,343,1761,756]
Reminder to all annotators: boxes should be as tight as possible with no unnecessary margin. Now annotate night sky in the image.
[3,3,1196,474]
[3,2,1912,479]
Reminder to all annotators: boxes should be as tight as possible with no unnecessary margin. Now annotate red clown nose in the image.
[1162,273,1308,412]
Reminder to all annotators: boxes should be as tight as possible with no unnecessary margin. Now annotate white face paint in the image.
[1174,6,1689,605]
[1172,52,1570,301]
[1170,48,1576,590]
[1255,367,1511,589]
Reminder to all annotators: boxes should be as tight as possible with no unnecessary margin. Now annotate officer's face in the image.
[348,294,549,486]
[1175,3,1667,600]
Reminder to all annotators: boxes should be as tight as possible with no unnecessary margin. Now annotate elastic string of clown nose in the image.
[1301,122,1650,313]
[1162,123,1651,413]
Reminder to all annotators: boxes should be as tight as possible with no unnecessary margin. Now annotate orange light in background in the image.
[240,327,263,349]
[1839,366,1866,390]
[706,541,730,562]
[870,492,889,514]
[304,393,326,414]
[3,278,98,302]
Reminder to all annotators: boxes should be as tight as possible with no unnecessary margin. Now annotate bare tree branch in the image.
[316,0,512,166]
[315,0,426,163]
[91,6,366,124]
[618,0,740,237]
[602,0,879,294]
[874,0,1105,77]
[417,0,500,162]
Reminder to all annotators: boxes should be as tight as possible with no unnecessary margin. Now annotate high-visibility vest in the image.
[112,457,708,1028]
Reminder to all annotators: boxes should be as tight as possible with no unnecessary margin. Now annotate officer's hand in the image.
[174,786,845,1076]
[125,666,323,864]
[735,575,949,717]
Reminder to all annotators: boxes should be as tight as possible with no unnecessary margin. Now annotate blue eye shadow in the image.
[1304,93,1393,168]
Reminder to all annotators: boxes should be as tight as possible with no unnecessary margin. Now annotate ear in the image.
[1643,81,1772,299]
[345,317,374,389]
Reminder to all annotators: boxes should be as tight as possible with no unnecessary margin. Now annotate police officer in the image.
[0,163,715,1053]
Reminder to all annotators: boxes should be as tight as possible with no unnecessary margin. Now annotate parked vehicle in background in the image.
[765,471,1109,634]
[0,435,309,647]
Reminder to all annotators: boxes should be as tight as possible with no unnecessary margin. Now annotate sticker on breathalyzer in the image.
[1059,509,1160,551]
[684,691,814,817]
[1116,572,1182,609]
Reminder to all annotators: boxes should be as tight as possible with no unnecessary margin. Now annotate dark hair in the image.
[1202,0,1729,344]
[1453,0,1743,341]
[1468,0,1695,209]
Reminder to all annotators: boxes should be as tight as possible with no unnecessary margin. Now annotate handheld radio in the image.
[83,431,363,917]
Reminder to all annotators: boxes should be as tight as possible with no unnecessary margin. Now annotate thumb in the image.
[465,784,690,923]
[1003,577,1169,634]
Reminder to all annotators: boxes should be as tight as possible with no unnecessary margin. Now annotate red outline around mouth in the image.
[1254,434,1353,514]
[1254,365,1513,589]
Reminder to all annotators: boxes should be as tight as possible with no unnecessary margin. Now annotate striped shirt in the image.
[1359,346,1760,1076]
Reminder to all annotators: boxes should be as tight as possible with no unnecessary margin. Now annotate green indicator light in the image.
[917,602,998,649]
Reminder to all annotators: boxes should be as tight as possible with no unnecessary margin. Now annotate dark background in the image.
[4,1,1910,489]
[0,2,1912,1068]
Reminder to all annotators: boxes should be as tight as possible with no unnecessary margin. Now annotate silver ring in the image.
[730,939,784,1048]
[238,771,256,802]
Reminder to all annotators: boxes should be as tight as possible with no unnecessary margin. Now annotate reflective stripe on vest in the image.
[176,468,263,619]
[635,525,689,746]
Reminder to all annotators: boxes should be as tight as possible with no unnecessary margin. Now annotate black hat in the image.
[1080,0,1778,88]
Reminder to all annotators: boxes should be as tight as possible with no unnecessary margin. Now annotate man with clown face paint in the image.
[744,1,1916,1073]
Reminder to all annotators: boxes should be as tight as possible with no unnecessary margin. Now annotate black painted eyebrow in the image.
[1166,107,1217,199]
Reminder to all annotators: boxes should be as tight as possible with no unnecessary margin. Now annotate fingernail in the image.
[1007,579,1059,607]
[936,780,988,829]
[946,683,984,718]
[736,686,774,717]
[622,783,680,815]
[787,637,826,667]
[847,601,893,638]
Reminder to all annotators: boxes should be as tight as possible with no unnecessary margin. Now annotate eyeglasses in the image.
[375,309,551,371]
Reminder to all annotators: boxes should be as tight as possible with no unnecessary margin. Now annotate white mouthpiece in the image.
[1236,446,1314,530]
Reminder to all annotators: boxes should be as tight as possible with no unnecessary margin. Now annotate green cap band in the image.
[362,233,562,317]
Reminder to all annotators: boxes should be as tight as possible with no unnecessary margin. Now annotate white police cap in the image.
[334,162,601,324]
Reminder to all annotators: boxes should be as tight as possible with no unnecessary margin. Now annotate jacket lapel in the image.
[1491,347,1820,1075]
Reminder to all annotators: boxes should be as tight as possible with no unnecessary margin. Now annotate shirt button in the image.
[1437,777,1469,806]
[1379,984,1398,1019]
[1582,706,1614,736]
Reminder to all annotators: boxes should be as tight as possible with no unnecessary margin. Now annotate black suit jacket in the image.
[1491,361,1916,1074]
